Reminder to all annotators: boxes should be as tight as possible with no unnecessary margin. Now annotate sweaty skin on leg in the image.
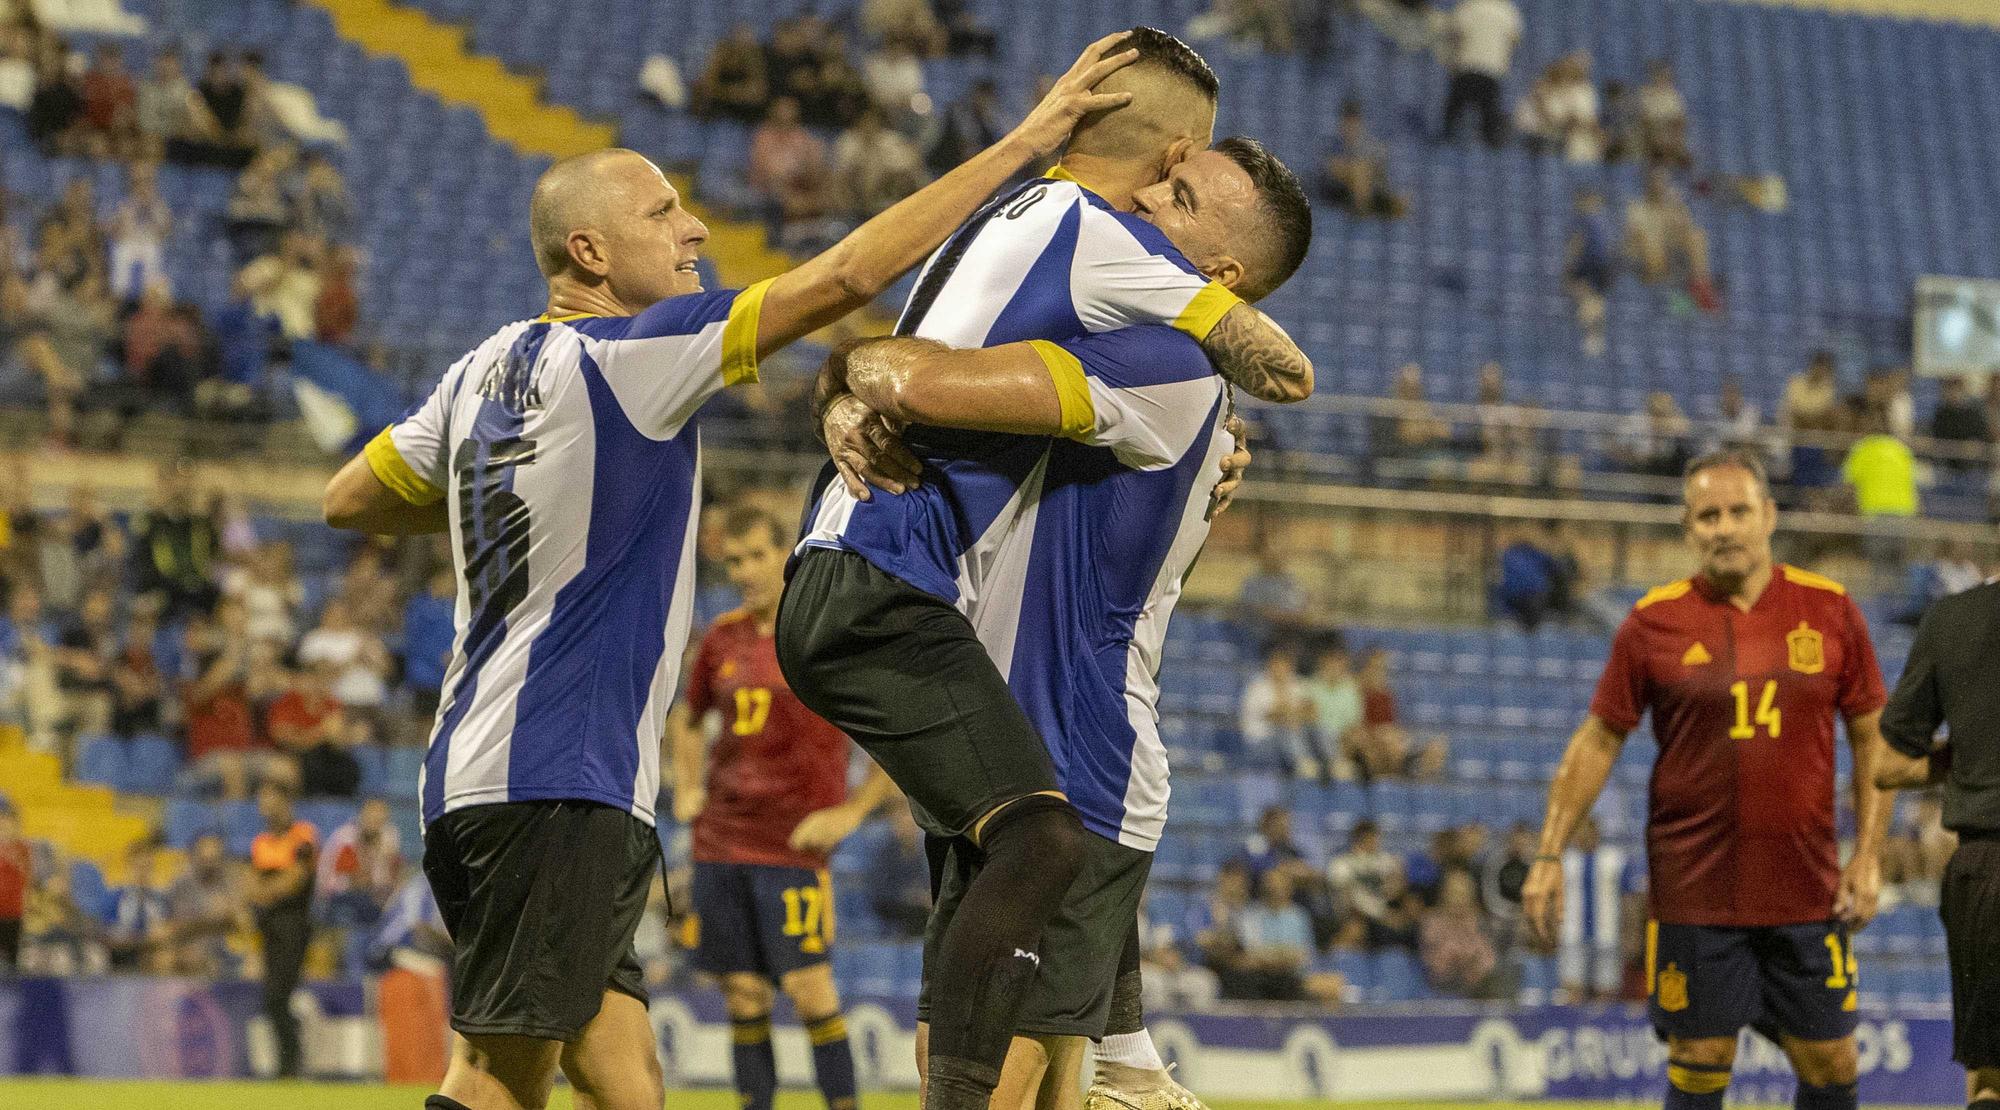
[1034,1035,1089,1110]
[990,1036,1054,1110]
[723,973,778,1018]
[1778,1034,1859,1088]
[782,963,843,1018]
[559,990,667,1110]
[439,1031,563,1110]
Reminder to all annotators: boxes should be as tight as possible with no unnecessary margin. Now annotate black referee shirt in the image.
[1882,580,2000,834]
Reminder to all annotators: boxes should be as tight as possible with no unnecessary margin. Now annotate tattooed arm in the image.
[1200,303,1313,403]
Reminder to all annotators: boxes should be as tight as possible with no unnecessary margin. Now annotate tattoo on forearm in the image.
[1201,306,1311,403]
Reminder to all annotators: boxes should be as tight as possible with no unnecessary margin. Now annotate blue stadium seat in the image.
[73,736,128,791]
[125,735,182,795]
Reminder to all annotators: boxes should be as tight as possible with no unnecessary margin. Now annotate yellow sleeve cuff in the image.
[1027,340,1096,440]
[1170,281,1242,341]
[721,278,774,387]
[364,426,444,505]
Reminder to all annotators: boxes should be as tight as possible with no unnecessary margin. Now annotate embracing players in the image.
[1524,450,1894,1110]
[323,40,1140,1110]
[672,504,895,1110]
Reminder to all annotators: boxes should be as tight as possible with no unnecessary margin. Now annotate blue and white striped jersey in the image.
[797,167,1239,603]
[368,280,771,827]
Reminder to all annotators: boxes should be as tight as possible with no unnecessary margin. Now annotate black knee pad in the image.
[978,793,1086,887]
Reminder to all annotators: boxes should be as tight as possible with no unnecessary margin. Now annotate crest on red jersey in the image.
[1787,621,1824,675]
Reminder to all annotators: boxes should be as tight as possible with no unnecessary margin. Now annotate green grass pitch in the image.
[0,1085,1928,1110]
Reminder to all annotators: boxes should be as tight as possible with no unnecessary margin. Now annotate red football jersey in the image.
[685,610,852,869]
[1590,565,1887,927]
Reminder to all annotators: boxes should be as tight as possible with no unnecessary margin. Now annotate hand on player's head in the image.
[1132,137,1312,302]
[1008,34,1144,160]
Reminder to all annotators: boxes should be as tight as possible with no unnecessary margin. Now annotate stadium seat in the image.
[125,735,182,795]
[72,736,128,791]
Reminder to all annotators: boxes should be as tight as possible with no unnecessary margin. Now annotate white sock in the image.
[1095,1030,1165,1072]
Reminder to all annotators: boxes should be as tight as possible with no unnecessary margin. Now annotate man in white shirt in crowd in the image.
[1440,0,1522,146]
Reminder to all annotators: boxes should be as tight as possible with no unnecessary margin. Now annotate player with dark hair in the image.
[671,505,894,1110]
[788,128,1310,1110]
[1523,450,1894,1110]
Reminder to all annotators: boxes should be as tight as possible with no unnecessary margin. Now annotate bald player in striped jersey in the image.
[322,39,1140,1110]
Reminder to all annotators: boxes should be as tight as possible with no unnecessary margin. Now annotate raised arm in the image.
[1521,713,1630,945]
[1200,303,1312,403]
[752,36,1137,357]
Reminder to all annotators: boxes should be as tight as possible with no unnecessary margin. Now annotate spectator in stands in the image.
[183,598,277,799]
[1238,535,1313,633]
[1929,374,1991,471]
[1564,189,1612,356]
[25,42,85,154]
[20,858,108,975]
[1137,904,1221,1010]
[319,798,401,927]
[1419,870,1498,997]
[1186,0,1295,55]
[1784,350,1844,494]
[1870,365,1916,440]
[109,597,166,739]
[1557,814,1634,1002]
[195,51,254,153]
[746,97,835,251]
[133,461,218,619]
[236,230,324,342]
[863,0,947,55]
[1240,640,1319,775]
[0,804,27,970]
[314,243,359,345]
[1480,821,1537,948]
[1702,374,1765,459]
[234,52,285,150]
[79,42,138,160]
[870,804,933,939]
[1622,168,1717,309]
[1380,362,1453,465]
[1613,390,1693,480]
[691,23,769,124]
[165,831,249,977]
[1360,0,1436,53]
[335,543,399,631]
[927,78,1008,177]
[135,50,202,162]
[934,0,998,57]
[763,17,818,106]
[1637,60,1691,168]
[268,658,358,797]
[0,585,60,751]
[1881,794,1953,909]
[298,598,392,713]
[1439,0,1521,146]
[295,153,353,245]
[1843,406,1920,520]
[1358,647,1447,780]
[1319,101,1405,219]
[20,268,115,449]
[36,483,123,616]
[108,160,172,303]
[1495,520,1581,631]
[51,586,117,743]
[107,836,173,971]
[223,540,300,648]
[805,32,873,131]
[224,150,292,263]
[247,780,315,1078]
[401,565,455,717]
[833,108,928,219]
[1599,81,1642,163]
[1514,52,1601,162]
[1238,804,1339,944]
[1329,819,1417,950]
[0,25,34,114]
[1233,869,1342,1002]
[1306,641,1363,781]
[860,38,927,132]
[1196,860,1264,998]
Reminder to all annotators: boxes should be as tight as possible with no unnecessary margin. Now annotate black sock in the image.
[805,1012,858,1110]
[1796,1081,1856,1110]
[425,1098,473,1110]
[923,795,1087,1110]
[732,1014,778,1110]
[1967,1100,1999,1110]
[1664,1059,1730,1110]
[1102,916,1145,1039]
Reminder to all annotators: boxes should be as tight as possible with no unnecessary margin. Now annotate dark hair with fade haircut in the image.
[1107,26,1219,100]
[722,503,785,545]
[1213,136,1312,302]
[1682,448,1772,499]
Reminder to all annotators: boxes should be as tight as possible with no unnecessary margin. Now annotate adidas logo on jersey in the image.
[1682,642,1712,667]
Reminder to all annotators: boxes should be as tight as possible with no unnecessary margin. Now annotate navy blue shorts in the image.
[1647,919,1859,1043]
[689,862,834,978]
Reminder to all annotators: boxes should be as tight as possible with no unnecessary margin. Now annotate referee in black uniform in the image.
[1878,575,2000,1110]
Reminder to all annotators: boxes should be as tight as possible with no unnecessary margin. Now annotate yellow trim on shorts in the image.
[818,868,837,948]
[1026,340,1097,440]
[720,278,774,387]
[364,426,444,505]
[1170,282,1241,341]
[1645,919,1658,994]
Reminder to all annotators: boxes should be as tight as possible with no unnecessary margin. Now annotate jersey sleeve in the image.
[364,353,471,505]
[1026,326,1221,469]
[1880,601,1943,757]
[1071,203,1242,341]
[1836,594,1889,719]
[1589,613,1650,734]
[682,625,722,717]
[581,279,773,439]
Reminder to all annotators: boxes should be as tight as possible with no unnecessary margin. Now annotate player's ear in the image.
[1161,136,1196,175]
[566,229,611,278]
[1202,254,1246,294]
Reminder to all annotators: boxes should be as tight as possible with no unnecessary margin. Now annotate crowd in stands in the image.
[1,9,360,448]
